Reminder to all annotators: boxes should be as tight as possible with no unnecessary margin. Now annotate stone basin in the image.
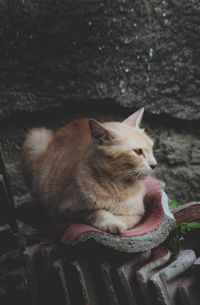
[16,177,175,253]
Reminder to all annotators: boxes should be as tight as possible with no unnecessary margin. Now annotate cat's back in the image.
[49,118,91,172]
[54,118,91,152]
[28,118,91,205]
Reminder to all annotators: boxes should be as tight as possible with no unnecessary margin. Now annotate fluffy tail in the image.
[21,128,54,188]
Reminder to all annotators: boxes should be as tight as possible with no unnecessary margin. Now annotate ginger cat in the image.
[21,108,157,234]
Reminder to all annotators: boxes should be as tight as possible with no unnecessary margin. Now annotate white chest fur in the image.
[77,173,146,216]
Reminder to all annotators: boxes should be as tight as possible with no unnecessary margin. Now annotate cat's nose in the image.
[150,164,157,170]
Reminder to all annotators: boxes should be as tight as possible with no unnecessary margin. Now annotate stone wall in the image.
[0,0,199,204]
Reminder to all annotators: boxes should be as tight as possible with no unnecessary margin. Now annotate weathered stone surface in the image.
[23,244,42,305]
[0,0,200,120]
[52,259,71,305]
[136,247,171,305]
[24,243,57,305]
[98,262,121,305]
[178,275,200,305]
[150,250,196,305]
[117,251,151,305]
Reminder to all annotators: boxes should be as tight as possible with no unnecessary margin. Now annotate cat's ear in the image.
[122,108,144,127]
[88,119,116,142]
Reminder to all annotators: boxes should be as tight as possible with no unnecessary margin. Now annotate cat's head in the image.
[88,108,157,183]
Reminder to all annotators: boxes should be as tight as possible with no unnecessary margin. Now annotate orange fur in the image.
[21,109,157,234]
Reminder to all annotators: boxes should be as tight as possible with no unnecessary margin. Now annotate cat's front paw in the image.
[93,218,127,234]
[104,222,127,234]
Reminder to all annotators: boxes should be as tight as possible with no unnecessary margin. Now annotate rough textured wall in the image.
[0,0,199,204]
[0,0,200,119]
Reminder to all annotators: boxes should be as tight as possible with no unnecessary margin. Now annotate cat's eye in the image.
[134,148,144,156]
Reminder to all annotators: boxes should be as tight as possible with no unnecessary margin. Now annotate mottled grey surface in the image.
[0,0,200,119]
[0,0,199,204]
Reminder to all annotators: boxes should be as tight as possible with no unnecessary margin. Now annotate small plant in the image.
[168,200,181,210]
[169,221,200,260]
[168,200,200,260]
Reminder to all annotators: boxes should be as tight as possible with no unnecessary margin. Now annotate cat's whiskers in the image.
[117,168,142,183]
[125,166,152,181]
[118,168,138,176]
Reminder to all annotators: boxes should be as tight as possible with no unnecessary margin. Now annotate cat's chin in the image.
[137,171,152,180]
[122,173,149,184]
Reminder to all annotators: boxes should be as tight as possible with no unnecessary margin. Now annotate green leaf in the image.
[179,223,188,235]
[169,221,200,261]
[168,200,181,210]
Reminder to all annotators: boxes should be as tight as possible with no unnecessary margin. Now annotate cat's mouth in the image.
[136,164,155,179]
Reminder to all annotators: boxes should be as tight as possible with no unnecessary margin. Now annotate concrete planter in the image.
[16,177,175,253]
